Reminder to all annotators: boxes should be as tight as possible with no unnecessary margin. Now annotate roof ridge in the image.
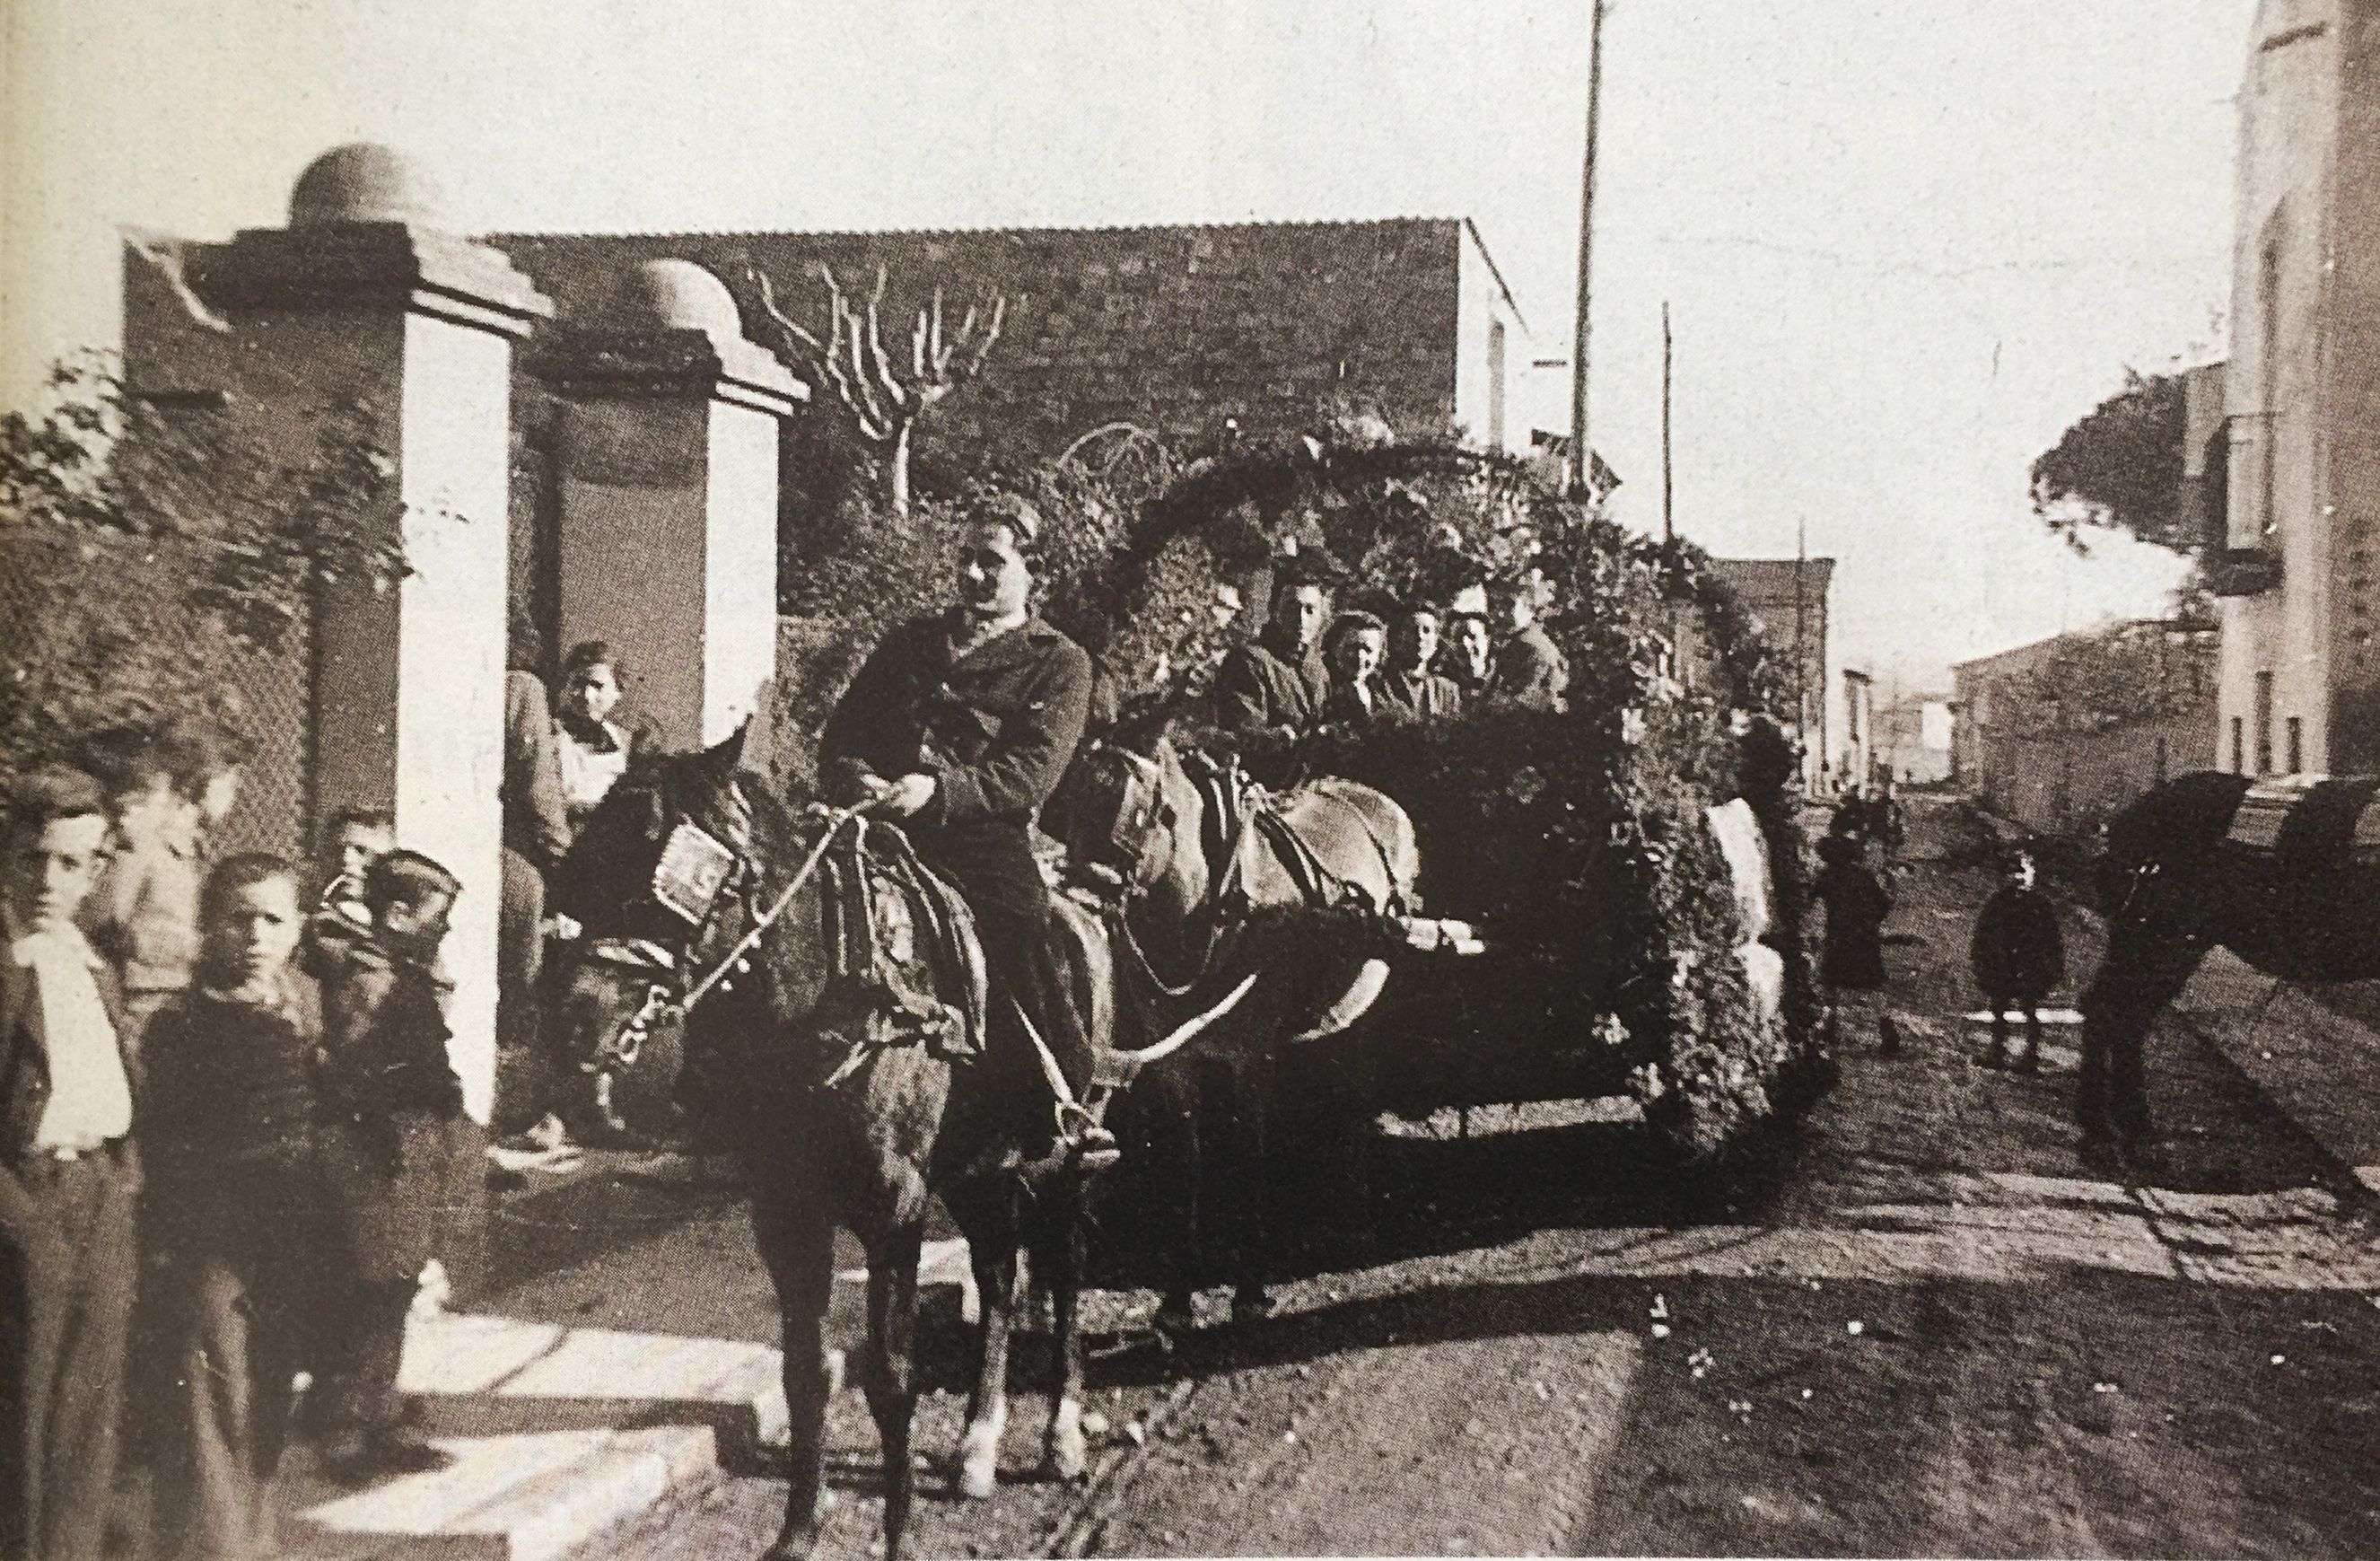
[493,215,1464,245]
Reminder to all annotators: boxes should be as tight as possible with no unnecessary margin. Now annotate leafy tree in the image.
[0,355,406,778]
[2029,369,2192,557]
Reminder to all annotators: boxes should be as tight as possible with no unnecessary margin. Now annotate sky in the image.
[1,0,2258,694]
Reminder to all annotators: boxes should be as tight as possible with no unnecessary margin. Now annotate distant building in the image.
[1954,622,2218,836]
[1877,697,1955,786]
[1842,669,1876,792]
[1699,556,1837,794]
[2210,0,2380,776]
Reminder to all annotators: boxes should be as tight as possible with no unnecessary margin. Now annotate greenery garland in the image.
[763,429,1825,1160]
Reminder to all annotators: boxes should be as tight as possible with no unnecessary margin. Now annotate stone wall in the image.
[494,218,1475,477]
[1968,710,2216,839]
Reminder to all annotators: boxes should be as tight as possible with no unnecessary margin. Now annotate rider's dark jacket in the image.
[819,611,1093,928]
[1212,634,1329,785]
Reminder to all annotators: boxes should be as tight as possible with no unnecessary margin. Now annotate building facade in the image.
[2211,0,2380,776]
[1702,556,1837,794]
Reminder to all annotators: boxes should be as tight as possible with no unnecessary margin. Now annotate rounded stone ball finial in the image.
[617,259,748,347]
[289,143,447,229]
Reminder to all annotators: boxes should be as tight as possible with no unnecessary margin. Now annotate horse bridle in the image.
[579,785,864,1076]
[1072,739,1181,896]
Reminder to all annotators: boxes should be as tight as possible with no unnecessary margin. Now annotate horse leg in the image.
[751,1185,837,1561]
[1151,1067,1202,1337]
[1223,1057,1275,1323]
[1038,1185,1090,1484]
[2079,925,2206,1155]
[947,1184,1018,1502]
[857,1223,925,1560]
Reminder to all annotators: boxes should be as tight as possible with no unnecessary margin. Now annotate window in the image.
[2255,672,2275,775]
[1486,320,1508,451]
[2233,716,2246,775]
[2288,716,2304,776]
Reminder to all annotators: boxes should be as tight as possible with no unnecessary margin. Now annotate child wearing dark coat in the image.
[306,848,468,1481]
[144,854,337,1559]
[1970,847,2067,1073]
[1814,831,1901,1055]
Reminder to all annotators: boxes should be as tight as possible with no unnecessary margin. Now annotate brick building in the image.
[2209,0,2380,776]
[494,216,1532,475]
[1699,556,1837,794]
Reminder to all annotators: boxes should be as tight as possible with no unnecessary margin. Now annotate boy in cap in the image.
[311,848,467,1479]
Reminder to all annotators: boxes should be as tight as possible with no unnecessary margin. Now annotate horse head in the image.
[1050,725,1200,903]
[546,724,756,1092]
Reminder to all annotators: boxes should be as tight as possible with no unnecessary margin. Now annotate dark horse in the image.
[2085,770,2380,1155]
[546,726,1105,1559]
[1049,728,1418,1328]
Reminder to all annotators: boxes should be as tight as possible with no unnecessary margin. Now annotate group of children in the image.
[1811,793,2069,1072]
[4,720,477,1561]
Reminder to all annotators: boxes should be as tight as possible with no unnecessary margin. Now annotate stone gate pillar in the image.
[538,259,804,750]
[131,144,551,1126]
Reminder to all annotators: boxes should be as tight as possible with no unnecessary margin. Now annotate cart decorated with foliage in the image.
[1076,433,1823,1160]
[774,424,1825,1164]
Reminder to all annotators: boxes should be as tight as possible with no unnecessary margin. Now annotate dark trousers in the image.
[315,1280,415,1439]
[976,907,1095,1116]
[497,846,550,1135]
[152,1162,328,1560]
[159,1256,312,1559]
[2,1144,141,1561]
[1987,991,2046,1055]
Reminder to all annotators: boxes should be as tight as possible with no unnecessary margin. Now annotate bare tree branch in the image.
[740,258,1009,515]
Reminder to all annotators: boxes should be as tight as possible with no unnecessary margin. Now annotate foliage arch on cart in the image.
[1057,430,1828,1164]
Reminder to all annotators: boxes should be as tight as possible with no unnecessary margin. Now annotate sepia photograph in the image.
[4,2,2376,1556]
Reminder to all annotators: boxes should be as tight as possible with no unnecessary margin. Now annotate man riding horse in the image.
[818,492,1116,1170]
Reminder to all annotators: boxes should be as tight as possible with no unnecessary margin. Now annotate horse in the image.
[1048,725,1420,1329]
[2084,769,2380,1156]
[545,724,1109,1558]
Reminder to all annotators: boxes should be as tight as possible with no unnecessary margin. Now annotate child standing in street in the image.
[1971,846,2067,1073]
[142,854,332,1559]
[1815,831,1902,1056]
[310,848,468,1481]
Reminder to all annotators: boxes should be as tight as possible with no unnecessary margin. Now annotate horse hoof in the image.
[958,1454,999,1501]
[1232,1288,1278,1325]
[1152,1302,1197,1343]
[1046,1400,1089,1483]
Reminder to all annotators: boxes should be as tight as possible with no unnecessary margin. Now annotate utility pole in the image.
[1567,0,1608,500]
[1795,515,1810,792]
[1660,299,1675,543]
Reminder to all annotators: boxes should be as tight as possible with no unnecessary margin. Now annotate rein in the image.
[592,802,864,1071]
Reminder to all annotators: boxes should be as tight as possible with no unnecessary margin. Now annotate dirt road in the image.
[580,798,2380,1557]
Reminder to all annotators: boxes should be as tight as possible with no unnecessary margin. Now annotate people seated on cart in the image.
[1212,549,1338,783]
[1444,609,1495,704]
[1319,611,1389,729]
[1376,605,1465,721]
[1488,571,1570,713]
